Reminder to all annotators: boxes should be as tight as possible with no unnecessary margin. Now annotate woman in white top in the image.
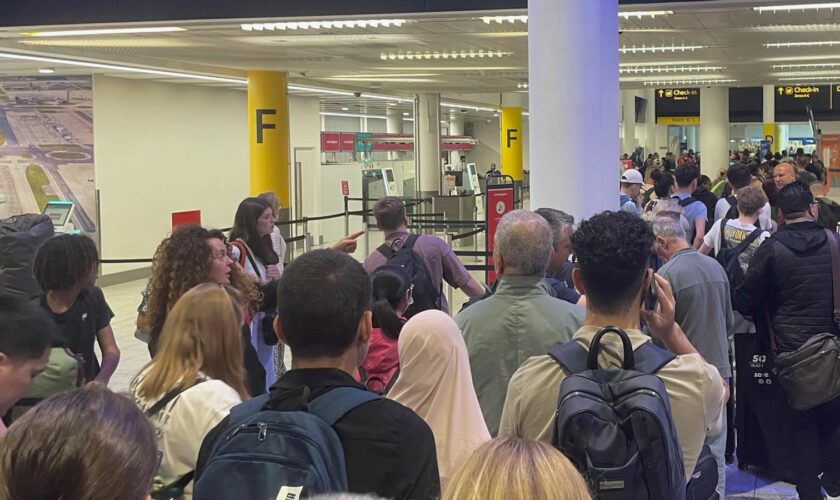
[230,196,280,389]
[388,310,491,491]
[131,283,249,499]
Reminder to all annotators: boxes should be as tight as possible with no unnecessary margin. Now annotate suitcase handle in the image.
[588,326,635,370]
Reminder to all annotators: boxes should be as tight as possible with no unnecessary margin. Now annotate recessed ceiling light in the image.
[618,10,674,19]
[765,40,840,48]
[287,85,354,96]
[777,75,840,81]
[320,111,387,120]
[0,51,246,84]
[38,68,55,74]
[619,65,724,74]
[241,19,406,31]
[480,15,528,24]
[641,78,736,86]
[379,50,512,60]
[773,62,840,69]
[403,112,410,116]
[22,26,186,37]
[754,3,840,13]
[441,102,499,113]
[619,44,705,54]
[341,107,349,111]
[517,82,529,89]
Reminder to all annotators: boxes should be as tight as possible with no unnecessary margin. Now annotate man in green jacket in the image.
[456,209,584,435]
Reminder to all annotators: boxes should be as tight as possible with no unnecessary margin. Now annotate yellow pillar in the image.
[248,71,290,205]
[763,123,781,151]
[500,106,523,181]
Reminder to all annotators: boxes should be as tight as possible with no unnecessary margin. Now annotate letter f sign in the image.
[506,128,518,148]
[256,109,277,144]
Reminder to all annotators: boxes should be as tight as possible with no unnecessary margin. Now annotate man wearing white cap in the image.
[620,169,644,215]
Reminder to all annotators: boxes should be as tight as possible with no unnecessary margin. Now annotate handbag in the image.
[769,229,840,411]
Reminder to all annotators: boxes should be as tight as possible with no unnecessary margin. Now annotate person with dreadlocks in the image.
[33,234,120,385]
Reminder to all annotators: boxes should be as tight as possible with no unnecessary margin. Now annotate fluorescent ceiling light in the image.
[320,111,386,120]
[287,84,354,96]
[765,40,840,47]
[22,26,186,37]
[618,10,674,19]
[778,75,840,81]
[641,79,736,86]
[0,51,246,84]
[620,65,724,74]
[325,77,437,82]
[242,19,406,31]
[754,3,840,13]
[517,82,529,89]
[38,68,54,74]
[480,15,528,24]
[619,44,705,54]
[441,102,499,113]
[380,50,511,61]
[773,62,840,69]
[361,93,414,103]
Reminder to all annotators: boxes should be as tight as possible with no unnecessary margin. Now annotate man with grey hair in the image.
[653,214,734,498]
[456,209,584,435]
[535,207,582,305]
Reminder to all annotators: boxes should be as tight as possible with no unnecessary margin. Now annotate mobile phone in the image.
[644,280,658,311]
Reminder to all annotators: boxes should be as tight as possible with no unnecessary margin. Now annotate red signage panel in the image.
[485,184,514,283]
[339,132,357,152]
[341,180,349,196]
[171,210,201,229]
[321,132,340,152]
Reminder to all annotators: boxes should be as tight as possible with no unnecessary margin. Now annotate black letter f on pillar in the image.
[506,128,518,148]
[256,109,277,144]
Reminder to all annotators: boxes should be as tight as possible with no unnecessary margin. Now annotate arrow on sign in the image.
[778,87,784,95]
[658,89,664,97]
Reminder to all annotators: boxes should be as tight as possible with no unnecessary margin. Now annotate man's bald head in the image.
[774,163,796,190]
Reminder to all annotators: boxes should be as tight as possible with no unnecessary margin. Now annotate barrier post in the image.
[363,195,370,257]
[485,176,515,283]
[304,232,312,253]
[446,233,454,311]
[343,195,350,239]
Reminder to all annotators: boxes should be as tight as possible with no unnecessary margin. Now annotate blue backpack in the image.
[193,386,379,500]
[377,234,441,318]
[550,327,687,500]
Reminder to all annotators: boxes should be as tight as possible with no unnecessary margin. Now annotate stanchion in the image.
[445,233,454,310]
[303,232,312,253]
[343,196,350,239]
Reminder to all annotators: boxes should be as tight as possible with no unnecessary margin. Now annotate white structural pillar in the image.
[699,86,729,177]
[449,115,464,165]
[415,93,441,197]
[386,108,403,160]
[621,90,637,156]
[529,0,618,220]
[644,88,657,154]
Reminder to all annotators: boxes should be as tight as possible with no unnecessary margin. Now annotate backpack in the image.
[377,234,441,318]
[193,386,380,500]
[10,346,82,422]
[549,327,686,500]
[0,214,54,299]
[816,197,840,232]
[714,219,762,298]
[620,194,633,210]
[723,196,739,221]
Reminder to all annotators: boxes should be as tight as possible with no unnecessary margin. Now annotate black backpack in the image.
[550,327,688,500]
[816,197,840,232]
[377,234,441,318]
[714,219,762,298]
[723,196,739,221]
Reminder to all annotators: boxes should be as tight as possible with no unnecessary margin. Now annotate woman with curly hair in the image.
[144,224,266,395]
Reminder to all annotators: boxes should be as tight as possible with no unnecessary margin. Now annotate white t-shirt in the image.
[131,373,242,498]
[231,241,268,284]
[714,197,773,232]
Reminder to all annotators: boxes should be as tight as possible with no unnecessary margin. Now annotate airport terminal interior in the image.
[1,0,840,499]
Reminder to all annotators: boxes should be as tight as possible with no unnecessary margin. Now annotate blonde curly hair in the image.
[146,225,260,354]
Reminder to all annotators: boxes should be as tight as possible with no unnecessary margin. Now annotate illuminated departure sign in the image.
[655,88,700,124]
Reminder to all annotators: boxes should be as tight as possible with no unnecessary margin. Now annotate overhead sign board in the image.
[774,85,840,122]
[655,87,700,124]
[729,87,763,123]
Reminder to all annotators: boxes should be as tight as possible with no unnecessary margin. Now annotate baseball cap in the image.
[621,169,644,185]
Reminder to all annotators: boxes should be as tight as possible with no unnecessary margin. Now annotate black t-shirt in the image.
[39,286,114,381]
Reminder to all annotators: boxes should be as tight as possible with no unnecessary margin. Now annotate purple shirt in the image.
[364,231,473,313]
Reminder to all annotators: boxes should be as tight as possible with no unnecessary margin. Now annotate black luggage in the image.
[734,331,797,484]
[0,214,53,298]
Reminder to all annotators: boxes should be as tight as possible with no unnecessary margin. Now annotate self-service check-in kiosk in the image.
[42,200,78,234]
[362,168,399,201]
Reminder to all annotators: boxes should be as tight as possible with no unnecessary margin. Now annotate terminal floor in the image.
[101,276,817,500]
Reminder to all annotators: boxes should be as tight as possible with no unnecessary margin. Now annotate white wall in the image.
[94,76,248,275]
[467,118,501,174]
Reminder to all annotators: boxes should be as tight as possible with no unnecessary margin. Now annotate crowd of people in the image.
[0,158,838,499]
